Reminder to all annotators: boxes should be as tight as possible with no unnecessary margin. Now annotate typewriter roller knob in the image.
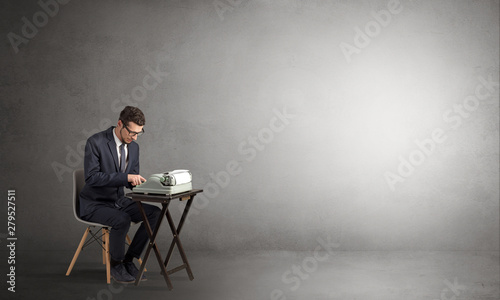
[159,175,172,186]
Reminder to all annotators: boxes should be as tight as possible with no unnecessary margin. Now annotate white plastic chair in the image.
[65,169,145,283]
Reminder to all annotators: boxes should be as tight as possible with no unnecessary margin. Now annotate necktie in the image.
[119,143,126,172]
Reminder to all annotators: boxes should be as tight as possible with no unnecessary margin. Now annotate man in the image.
[79,106,161,283]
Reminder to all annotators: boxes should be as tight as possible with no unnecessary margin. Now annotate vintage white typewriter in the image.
[132,170,192,195]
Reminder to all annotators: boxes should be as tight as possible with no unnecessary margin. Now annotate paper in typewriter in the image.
[166,170,192,186]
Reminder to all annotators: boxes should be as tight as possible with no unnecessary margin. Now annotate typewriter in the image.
[132,170,192,195]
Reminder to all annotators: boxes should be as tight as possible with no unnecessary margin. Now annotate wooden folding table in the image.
[126,189,203,289]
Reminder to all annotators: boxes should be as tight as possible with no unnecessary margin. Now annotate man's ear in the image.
[117,119,123,128]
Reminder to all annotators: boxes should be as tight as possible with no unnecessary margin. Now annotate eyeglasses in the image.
[122,122,144,137]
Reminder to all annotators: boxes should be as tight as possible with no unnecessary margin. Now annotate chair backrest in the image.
[73,169,85,221]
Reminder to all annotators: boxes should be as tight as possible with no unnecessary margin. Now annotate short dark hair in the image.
[119,106,145,126]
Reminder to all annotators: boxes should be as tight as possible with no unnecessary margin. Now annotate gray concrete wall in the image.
[0,0,498,254]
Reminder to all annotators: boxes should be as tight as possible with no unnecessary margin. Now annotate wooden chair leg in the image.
[66,227,90,276]
[137,257,145,271]
[126,234,147,272]
[102,228,106,265]
[104,228,111,284]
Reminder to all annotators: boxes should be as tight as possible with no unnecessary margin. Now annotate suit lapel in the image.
[106,127,120,172]
[127,143,136,172]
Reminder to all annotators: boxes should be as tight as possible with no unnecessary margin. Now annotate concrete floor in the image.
[3,250,499,300]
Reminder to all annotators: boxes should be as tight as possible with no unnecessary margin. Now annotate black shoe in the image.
[110,263,135,284]
[124,261,147,281]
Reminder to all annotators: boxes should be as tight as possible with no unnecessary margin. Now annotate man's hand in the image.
[128,174,146,186]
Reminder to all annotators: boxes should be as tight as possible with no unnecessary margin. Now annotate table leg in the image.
[163,196,195,280]
[135,201,173,290]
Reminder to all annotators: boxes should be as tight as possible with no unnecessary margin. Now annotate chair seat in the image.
[77,218,141,228]
[77,219,110,228]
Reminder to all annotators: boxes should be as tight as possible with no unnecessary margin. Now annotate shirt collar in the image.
[112,126,126,148]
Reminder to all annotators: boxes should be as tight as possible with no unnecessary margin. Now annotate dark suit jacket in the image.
[79,126,140,218]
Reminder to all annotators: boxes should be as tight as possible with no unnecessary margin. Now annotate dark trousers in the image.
[82,202,161,262]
